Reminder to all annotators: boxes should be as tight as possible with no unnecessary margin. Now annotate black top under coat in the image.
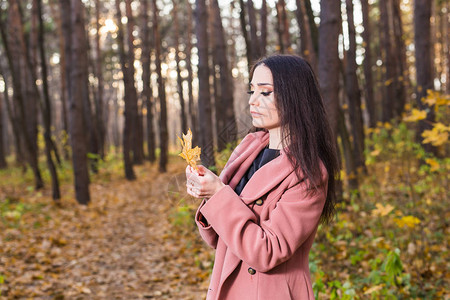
[234,145,281,196]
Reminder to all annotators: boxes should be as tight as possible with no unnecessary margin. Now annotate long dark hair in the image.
[249,54,339,224]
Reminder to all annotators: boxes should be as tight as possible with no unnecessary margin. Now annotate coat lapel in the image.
[239,150,296,204]
[219,131,297,205]
[218,131,269,187]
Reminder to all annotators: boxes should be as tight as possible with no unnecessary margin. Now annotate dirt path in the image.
[0,159,213,299]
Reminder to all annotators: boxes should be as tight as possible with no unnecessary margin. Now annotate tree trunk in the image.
[37,0,61,200]
[275,2,284,53]
[318,0,341,137]
[79,9,99,173]
[172,0,187,134]
[30,0,39,81]
[414,0,436,154]
[125,0,143,165]
[210,0,237,152]
[115,0,136,179]
[185,1,199,147]
[344,0,366,174]
[140,0,156,162]
[0,65,24,167]
[305,0,318,54]
[279,0,291,53]
[195,0,215,168]
[238,0,252,74]
[338,107,358,192]
[68,0,91,204]
[379,0,396,122]
[296,0,317,72]
[260,0,267,57]
[95,0,105,159]
[2,0,44,189]
[48,0,70,160]
[247,0,261,60]
[0,92,6,169]
[444,1,450,94]
[152,0,169,172]
[392,0,408,117]
[360,0,376,128]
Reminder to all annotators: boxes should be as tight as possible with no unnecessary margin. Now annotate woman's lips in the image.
[250,111,263,116]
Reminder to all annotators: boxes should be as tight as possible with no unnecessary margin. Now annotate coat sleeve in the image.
[195,198,219,249]
[199,174,327,272]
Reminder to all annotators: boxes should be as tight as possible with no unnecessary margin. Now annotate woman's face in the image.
[248,65,280,130]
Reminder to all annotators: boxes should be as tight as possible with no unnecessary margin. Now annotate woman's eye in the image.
[261,91,273,96]
[247,91,254,95]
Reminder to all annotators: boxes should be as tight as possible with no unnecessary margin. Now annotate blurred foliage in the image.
[310,91,449,298]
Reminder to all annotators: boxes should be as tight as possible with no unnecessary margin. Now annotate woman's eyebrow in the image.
[249,82,273,87]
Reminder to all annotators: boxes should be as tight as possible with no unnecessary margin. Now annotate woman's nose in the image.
[248,93,258,106]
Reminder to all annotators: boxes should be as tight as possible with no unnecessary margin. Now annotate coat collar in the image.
[218,131,297,204]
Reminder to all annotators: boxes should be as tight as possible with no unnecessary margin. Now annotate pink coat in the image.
[195,130,328,300]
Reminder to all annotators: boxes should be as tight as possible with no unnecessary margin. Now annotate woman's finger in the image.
[197,165,206,176]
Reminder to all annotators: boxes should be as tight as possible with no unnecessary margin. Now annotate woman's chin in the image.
[252,120,265,129]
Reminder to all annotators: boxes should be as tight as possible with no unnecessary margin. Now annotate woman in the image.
[185,54,339,300]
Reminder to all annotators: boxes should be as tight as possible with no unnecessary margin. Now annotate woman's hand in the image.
[186,165,225,199]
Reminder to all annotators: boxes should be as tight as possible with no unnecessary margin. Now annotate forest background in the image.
[0,0,448,298]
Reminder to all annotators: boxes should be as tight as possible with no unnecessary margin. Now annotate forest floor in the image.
[0,156,213,299]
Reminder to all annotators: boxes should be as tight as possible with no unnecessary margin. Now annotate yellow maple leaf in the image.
[422,123,449,146]
[422,90,450,108]
[364,284,384,294]
[177,128,201,170]
[394,216,421,228]
[403,109,427,122]
[425,158,440,172]
[372,203,395,217]
[370,148,381,157]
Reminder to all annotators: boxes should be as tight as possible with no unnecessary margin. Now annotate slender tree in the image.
[338,107,358,191]
[360,0,376,128]
[140,0,156,162]
[210,0,237,152]
[344,0,365,173]
[260,0,267,57]
[277,0,291,53]
[48,0,70,159]
[115,0,136,179]
[392,0,408,116]
[185,1,199,146]
[238,0,252,73]
[414,0,436,154]
[68,0,91,204]
[195,0,215,168]
[125,0,144,165]
[305,0,318,53]
[379,0,396,122]
[152,0,169,172]
[95,0,106,159]
[80,9,99,173]
[1,0,43,189]
[172,0,187,133]
[0,91,6,169]
[0,60,24,166]
[444,2,450,94]
[247,0,261,60]
[296,0,317,72]
[37,0,61,199]
[318,0,341,136]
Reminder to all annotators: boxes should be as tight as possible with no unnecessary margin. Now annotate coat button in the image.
[255,199,263,206]
[248,267,256,275]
